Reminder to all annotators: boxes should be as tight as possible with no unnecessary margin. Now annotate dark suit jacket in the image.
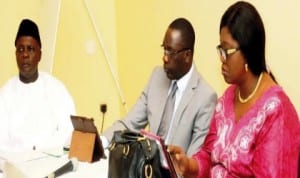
[104,66,217,156]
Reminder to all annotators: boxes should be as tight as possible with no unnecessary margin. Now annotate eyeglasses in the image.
[161,45,190,57]
[216,45,239,62]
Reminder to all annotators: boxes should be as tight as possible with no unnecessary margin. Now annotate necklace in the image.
[238,73,263,103]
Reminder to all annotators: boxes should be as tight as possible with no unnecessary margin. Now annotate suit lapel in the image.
[153,78,171,134]
[167,68,199,142]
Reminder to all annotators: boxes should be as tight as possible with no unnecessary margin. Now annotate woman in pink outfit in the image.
[168,1,300,177]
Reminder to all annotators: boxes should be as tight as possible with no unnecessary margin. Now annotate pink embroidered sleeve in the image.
[192,114,217,178]
[251,94,299,178]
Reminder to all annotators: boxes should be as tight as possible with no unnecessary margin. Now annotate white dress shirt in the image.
[165,64,194,143]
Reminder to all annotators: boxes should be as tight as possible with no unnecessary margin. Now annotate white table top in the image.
[0,149,108,178]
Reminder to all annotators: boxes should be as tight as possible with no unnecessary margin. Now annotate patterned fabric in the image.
[193,85,300,178]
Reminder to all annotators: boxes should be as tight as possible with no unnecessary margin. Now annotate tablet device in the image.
[70,115,98,134]
[70,115,106,161]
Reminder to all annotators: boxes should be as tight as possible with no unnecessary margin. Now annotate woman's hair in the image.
[220,1,267,76]
[169,18,195,52]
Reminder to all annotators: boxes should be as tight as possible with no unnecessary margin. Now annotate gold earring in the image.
[245,64,248,72]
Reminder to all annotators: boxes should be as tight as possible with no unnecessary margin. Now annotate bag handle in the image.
[117,120,130,130]
[140,138,158,160]
[111,130,143,143]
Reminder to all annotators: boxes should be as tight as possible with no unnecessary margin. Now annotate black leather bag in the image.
[108,130,172,178]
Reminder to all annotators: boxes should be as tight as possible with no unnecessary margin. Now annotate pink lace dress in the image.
[193,85,300,178]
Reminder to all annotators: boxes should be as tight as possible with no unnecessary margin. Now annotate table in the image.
[0,149,109,178]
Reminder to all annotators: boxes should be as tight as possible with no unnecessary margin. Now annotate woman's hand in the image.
[167,145,188,175]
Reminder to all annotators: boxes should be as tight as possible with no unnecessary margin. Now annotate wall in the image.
[54,0,120,130]
[0,1,299,131]
[116,0,300,116]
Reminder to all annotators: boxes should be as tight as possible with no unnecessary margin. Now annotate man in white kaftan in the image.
[0,19,76,171]
[0,71,75,151]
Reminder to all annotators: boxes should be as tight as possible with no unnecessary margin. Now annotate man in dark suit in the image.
[103,18,217,156]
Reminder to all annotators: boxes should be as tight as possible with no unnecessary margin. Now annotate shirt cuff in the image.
[100,135,109,149]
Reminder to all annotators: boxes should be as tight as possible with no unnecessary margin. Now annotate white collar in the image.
[171,63,194,93]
